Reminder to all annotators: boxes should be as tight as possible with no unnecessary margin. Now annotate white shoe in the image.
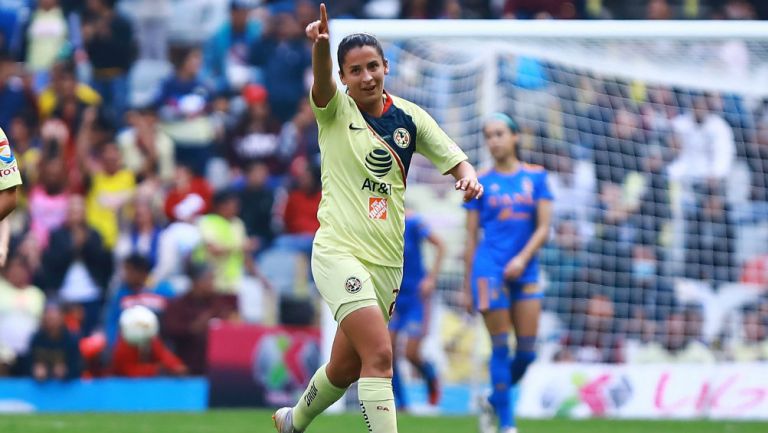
[500,428,518,433]
[272,407,302,433]
[476,392,497,433]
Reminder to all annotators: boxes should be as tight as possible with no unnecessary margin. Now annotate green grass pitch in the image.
[0,410,765,433]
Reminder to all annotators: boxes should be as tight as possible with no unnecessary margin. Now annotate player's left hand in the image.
[503,255,527,280]
[419,275,436,299]
[455,177,484,202]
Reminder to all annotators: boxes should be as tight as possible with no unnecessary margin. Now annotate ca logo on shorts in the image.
[393,128,410,149]
[345,277,362,294]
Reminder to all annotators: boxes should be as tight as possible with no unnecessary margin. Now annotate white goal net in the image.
[329,20,768,376]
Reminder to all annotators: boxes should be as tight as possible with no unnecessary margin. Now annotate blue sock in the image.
[392,361,407,409]
[416,361,437,384]
[510,336,537,385]
[489,333,512,429]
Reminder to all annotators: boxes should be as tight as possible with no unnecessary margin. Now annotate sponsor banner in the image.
[0,378,207,412]
[518,363,768,420]
[207,322,321,408]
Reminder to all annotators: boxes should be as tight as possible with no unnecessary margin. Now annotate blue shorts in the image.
[389,296,428,338]
[471,273,543,312]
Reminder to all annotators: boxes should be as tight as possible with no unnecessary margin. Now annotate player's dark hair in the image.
[124,253,152,273]
[337,33,384,72]
[486,112,521,160]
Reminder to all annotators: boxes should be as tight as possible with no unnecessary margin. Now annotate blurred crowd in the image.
[0,0,766,382]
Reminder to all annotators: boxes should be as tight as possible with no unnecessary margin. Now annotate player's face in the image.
[339,45,389,107]
[483,120,517,162]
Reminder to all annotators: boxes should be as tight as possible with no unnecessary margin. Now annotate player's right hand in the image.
[305,3,329,43]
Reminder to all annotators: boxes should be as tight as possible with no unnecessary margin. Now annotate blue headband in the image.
[488,112,519,133]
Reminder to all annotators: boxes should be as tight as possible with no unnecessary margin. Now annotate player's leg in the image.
[474,275,513,431]
[509,284,542,386]
[288,327,359,432]
[340,305,398,433]
[403,300,439,406]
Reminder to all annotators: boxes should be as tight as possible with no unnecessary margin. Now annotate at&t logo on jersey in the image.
[368,197,388,220]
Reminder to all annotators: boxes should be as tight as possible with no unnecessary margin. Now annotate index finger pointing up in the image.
[320,3,328,25]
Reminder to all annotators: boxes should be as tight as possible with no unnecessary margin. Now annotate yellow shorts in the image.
[311,243,403,323]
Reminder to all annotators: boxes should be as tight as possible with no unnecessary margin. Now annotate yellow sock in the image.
[292,364,346,431]
[358,377,398,433]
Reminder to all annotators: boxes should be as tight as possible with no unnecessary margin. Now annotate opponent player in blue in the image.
[464,113,553,433]
[389,211,446,410]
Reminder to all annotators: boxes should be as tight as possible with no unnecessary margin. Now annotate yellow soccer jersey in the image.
[0,128,22,191]
[310,88,466,267]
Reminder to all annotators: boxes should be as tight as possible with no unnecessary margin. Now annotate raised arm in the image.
[306,3,336,108]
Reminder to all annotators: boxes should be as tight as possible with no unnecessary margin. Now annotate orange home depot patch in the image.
[368,197,388,220]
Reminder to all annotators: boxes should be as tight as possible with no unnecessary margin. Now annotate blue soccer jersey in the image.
[464,164,553,310]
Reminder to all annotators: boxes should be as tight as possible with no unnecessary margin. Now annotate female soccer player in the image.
[389,211,446,410]
[0,126,21,266]
[464,114,552,433]
[273,4,483,433]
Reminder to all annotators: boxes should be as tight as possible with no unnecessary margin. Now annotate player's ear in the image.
[383,58,389,75]
[338,68,347,86]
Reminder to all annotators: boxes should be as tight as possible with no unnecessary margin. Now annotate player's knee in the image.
[404,345,420,365]
[362,344,393,376]
[327,361,360,388]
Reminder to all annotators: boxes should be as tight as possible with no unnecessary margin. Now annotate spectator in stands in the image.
[152,190,205,291]
[684,184,736,284]
[273,157,321,256]
[42,195,113,335]
[195,189,256,294]
[628,244,675,321]
[38,61,101,121]
[646,0,673,19]
[546,149,595,238]
[7,115,42,185]
[541,219,586,316]
[156,45,215,175]
[591,182,635,290]
[16,0,68,80]
[27,303,82,380]
[400,0,444,18]
[0,256,45,376]
[740,253,768,287]
[746,99,768,220]
[82,0,136,122]
[227,83,282,172]
[502,0,579,19]
[164,163,212,222]
[277,98,319,168]
[632,309,716,363]
[104,254,175,349]
[117,106,175,185]
[594,107,645,186]
[635,145,670,247]
[239,161,275,255]
[0,52,35,131]
[729,304,768,361]
[114,198,162,267]
[82,140,136,249]
[558,292,625,363]
[669,93,736,204]
[28,157,70,249]
[131,0,170,61]
[204,0,262,93]
[163,263,238,375]
[248,4,311,122]
[111,308,187,377]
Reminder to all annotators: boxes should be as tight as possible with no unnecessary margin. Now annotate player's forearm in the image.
[311,40,335,105]
[448,160,476,182]
[517,227,549,264]
[0,188,18,220]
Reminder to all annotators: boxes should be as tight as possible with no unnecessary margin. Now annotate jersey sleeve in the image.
[414,215,431,240]
[535,171,554,201]
[463,195,481,211]
[0,128,22,190]
[309,87,345,125]
[413,106,467,174]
